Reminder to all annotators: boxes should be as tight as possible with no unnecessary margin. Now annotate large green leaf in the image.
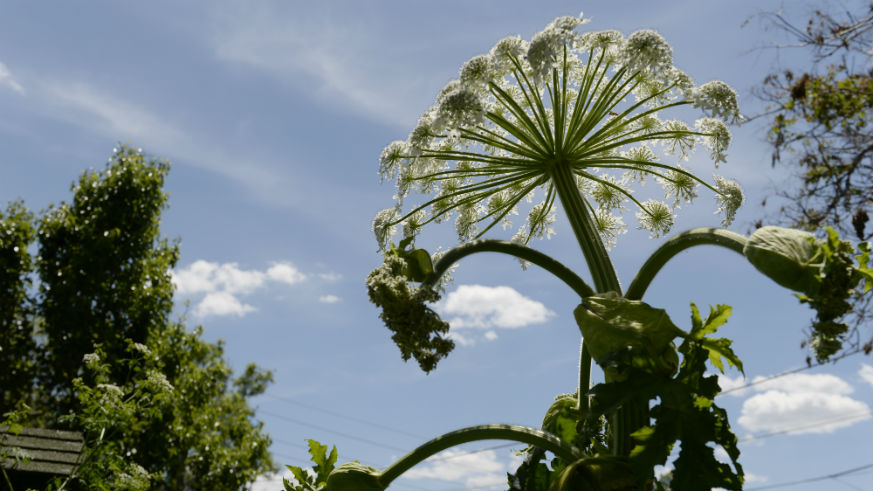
[574,294,684,378]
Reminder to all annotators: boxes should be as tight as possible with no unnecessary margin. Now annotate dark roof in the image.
[1,425,84,476]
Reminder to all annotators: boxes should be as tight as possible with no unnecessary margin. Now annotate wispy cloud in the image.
[32,79,319,210]
[0,60,24,94]
[318,294,341,304]
[859,363,873,388]
[210,4,440,127]
[172,260,307,318]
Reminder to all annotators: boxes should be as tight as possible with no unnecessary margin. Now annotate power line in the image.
[719,348,863,395]
[738,410,873,442]
[259,408,408,453]
[261,392,426,440]
[745,463,873,491]
[425,442,519,462]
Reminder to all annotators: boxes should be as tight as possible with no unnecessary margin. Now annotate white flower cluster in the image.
[375,14,744,249]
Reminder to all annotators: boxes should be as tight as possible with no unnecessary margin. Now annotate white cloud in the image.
[859,363,873,388]
[267,262,307,285]
[194,291,256,318]
[173,260,308,318]
[484,330,498,341]
[318,272,342,281]
[745,473,768,484]
[747,373,853,396]
[737,372,872,436]
[403,448,507,489]
[447,330,476,347]
[717,373,749,396]
[318,294,340,304]
[0,61,24,94]
[172,260,267,294]
[439,284,554,330]
[249,471,287,491]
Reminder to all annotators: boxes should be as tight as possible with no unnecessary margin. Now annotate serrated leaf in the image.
[697,304,732,339]
[307,439,337,483]
[284,465,313,491]
[701,337,744,375]
[689,303,703,333]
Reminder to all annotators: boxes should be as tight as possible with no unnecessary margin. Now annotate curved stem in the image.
[422,239,595,298]
[379,424,582,488]
[625,228,747,301]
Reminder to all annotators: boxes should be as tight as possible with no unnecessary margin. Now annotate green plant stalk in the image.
[378,424,583,488]
[577,339,592,414]
[423,239,595,298]
[549,160,646,458]
[625,228,747,301]
[549,161,621,294]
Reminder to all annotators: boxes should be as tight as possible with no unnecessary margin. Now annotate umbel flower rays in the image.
[375,13,743,251]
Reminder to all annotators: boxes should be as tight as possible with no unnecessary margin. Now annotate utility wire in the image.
[744,463,873,491]
[719,348,863,395]
[738,410,873,442]
[261,392,426,440]
[259,408,408,453]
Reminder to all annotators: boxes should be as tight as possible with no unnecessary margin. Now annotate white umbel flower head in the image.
[373,208,399,251]
[696,117,731,165]
[490,35,527,76]
[436,84,485,129]
[713,176,744,226]
[460,55,495,89]
[692,81,741,124]
[374,14,745,251]
[593,208,627,250]
[636,200,675,238]
[379,141,407,181]
[621,30,673,74]
[526,13,587,81]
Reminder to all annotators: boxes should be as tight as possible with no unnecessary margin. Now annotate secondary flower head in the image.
[376,14,743,249]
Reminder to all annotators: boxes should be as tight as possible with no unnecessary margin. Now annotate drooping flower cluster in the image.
[376,12,744,249]
[365,255,454,372]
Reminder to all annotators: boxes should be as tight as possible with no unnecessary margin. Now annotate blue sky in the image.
[1,1,871,490]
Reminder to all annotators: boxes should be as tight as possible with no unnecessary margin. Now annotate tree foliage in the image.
[0,145,274,490]
[756,3,873,356]
[0,202,37,417]
[37,149,179,412]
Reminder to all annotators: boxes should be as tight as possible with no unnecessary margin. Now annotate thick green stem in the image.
[551,161,640,457]
[550,162,621,294]
[378,424,583,488]
[625,228,747,301]
[423,239,595,298]
[577,340,592,414]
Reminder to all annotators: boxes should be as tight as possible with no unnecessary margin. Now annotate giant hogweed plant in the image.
[286,14,873,491]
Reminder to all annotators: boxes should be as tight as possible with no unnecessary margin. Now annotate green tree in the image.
[756,3,873,356]
[0,201,38,417]
[0,145,274,490]
[70,325,274,491]
[37,148,178,413]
